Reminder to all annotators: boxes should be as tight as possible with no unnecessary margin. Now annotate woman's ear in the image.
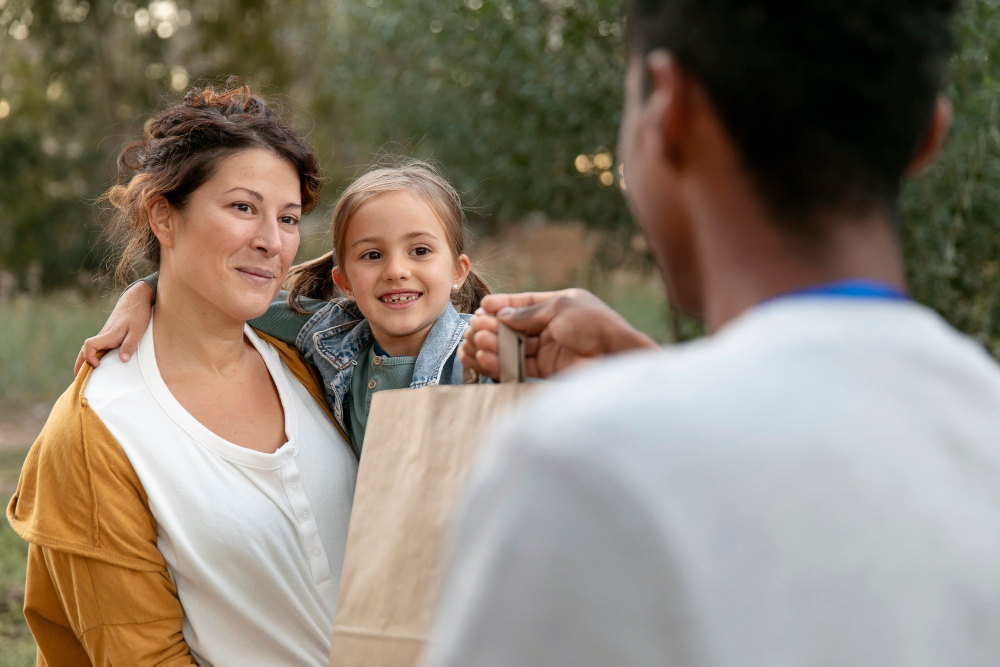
[147,197,176,248]
[453,254,472,287]
[332,265,353,298]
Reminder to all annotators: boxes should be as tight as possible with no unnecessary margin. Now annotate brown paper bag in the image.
[328,326,533,667]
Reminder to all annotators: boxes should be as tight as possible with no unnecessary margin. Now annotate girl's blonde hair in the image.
[286,159,490,313]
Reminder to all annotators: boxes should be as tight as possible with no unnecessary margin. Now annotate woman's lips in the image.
[236,268,275,285]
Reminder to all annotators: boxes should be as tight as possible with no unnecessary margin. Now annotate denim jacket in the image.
[296,299,480,442]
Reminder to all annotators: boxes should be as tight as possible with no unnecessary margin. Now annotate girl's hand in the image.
[74,281,155,375]
[459,289,658,380]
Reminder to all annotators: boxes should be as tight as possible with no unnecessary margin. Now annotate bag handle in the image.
[460,320,527,384]
[497,321,526,384]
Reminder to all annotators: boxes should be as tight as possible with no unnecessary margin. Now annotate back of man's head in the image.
[626,0,958,232]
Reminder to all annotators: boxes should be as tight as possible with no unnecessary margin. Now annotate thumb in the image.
[496,300,557,337]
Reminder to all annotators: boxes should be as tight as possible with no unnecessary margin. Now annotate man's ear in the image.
[646,50,688,170]
[332,265,352,298]
[907,95,953,175]
[453,254,471,287]
[147,197,176,248]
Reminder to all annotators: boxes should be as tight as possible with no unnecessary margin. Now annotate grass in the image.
[0,449,32,667]
[0,293,112,411]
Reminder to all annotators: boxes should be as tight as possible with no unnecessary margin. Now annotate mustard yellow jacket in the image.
[7,332,346,666]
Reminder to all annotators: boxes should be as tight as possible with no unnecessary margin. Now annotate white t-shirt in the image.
[426,298,1000,667]
[84,317,358,667]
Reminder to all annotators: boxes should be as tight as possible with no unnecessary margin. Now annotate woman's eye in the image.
[279,215,299,226]
[362,251,382,261]
[234,203,252,214]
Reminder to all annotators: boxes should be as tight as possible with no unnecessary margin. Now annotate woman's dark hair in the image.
[285,158,490,314]
[102,79,322,288]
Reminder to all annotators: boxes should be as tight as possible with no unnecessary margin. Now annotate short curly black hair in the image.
[626,0,959,232]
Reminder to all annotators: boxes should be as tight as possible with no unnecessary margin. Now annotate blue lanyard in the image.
[766,279,910,304]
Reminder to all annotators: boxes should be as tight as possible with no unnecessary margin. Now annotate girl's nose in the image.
[383,253,411,281]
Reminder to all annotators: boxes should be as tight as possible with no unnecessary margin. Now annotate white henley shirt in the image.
[84,316,358,667]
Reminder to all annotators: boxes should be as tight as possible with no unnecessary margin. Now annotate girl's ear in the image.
[332,265,353,298]
[453,254,472,287]
[147,197,176,248]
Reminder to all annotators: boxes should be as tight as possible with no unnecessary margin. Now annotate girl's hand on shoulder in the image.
[74,281,155,375]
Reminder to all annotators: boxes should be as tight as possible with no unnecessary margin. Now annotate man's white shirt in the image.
[426,298,1000,667]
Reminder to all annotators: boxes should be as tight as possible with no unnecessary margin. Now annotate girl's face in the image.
[152,148,302,323]
[333,190,470,357]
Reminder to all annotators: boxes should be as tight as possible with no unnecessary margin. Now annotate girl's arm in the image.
[74,275,327,374]
[74,278,156,374]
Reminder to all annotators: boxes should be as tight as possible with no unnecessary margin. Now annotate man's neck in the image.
[692,187,907,333]
[152,274,252,377]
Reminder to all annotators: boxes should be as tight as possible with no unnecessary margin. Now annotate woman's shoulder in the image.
[7,366,163,571]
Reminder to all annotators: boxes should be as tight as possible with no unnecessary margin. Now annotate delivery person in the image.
[426,0,1000,665]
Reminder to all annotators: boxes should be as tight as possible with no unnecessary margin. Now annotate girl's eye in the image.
[411,246,431,257]
[362,251,382,261]
[234,203,253,214]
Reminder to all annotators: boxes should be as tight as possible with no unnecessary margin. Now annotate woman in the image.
[7,83,358,666]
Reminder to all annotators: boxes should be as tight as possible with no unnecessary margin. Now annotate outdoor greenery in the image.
[2,2,1000,660]
[1,0,1000,350]
[0,449,32,666]
[902,0,1000,355]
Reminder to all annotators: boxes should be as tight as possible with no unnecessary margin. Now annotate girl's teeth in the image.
[382,294,419,303]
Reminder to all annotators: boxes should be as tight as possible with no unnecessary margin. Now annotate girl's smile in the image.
[378,289,423,307]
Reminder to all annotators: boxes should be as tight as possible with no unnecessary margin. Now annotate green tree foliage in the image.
[0,0,307,288]
[2,0,1000,351]
[310,0,627,227]
[901,0,1000,355]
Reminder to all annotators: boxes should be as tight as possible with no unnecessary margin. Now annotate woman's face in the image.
[153,148,302,322]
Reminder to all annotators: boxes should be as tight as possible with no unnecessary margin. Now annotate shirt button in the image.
[291,483,298,491]
[312,548,320,557]
[302,511,309,520]
[368,379,377,390]
[373,357,382,366]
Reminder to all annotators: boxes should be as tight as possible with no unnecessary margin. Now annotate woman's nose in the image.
[251,220,282,255]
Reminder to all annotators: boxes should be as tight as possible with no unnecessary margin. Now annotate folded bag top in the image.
[329,323,534,667]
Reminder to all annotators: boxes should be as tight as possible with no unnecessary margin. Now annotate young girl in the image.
[81,160,491,455]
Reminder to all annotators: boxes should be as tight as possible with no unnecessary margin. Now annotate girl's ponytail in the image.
[454,269,491,314]
[286,251,337,313]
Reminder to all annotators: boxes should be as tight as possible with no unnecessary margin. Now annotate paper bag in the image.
[329,326,533,667]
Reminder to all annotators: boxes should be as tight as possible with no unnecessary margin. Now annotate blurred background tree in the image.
[1,0,999,346]
[902,0,1000,356]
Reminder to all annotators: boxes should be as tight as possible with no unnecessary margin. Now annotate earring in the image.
[347,293,355,301]
[452,283,459,290]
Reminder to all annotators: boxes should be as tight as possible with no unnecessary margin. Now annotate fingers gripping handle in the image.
[497,321,527,384]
